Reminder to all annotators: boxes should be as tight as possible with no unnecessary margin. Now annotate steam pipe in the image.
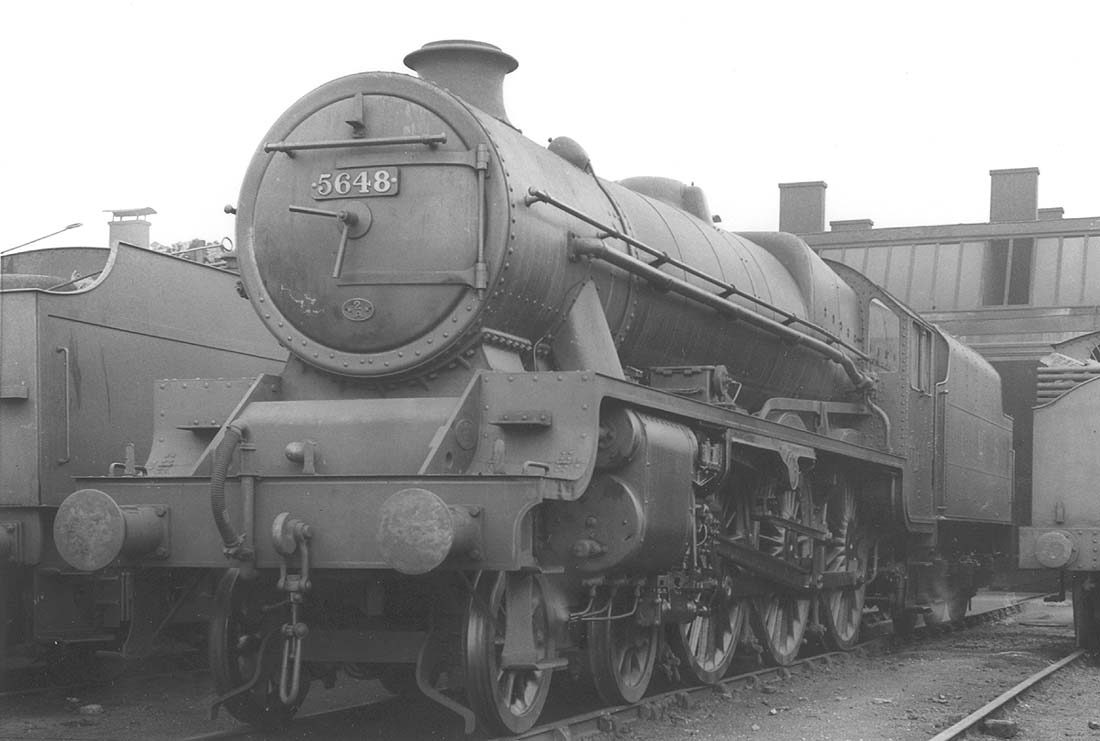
[210,422,255,562]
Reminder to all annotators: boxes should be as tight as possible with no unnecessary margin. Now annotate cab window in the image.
[867,299,900,371]
[909,323,933,393]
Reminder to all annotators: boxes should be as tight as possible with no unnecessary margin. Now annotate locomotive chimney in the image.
[989,167,1039,223]
[778,181,827,234]
[106,206,156,250]
[404,40,518,125]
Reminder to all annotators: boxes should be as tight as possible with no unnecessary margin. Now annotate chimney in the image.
[404,40,518,125]
[106,207,156,249]
[1038,207,1064,221]
[830,218,874,232]
[778,181,827,233]
[989,167,1039,223]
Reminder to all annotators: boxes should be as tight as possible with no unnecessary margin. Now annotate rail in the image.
[926,649,1087,741]
[174,594,1042,740]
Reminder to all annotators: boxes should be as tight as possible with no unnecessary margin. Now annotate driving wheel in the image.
[750,476,812,665]
[668,491,749,683]
[820,479,869,650]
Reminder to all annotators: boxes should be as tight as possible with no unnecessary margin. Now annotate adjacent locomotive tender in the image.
[1019,331,1100,650]
[0,244,286,675]
[50,41,1015,733]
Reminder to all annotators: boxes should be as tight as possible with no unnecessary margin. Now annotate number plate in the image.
[311,167,399,200]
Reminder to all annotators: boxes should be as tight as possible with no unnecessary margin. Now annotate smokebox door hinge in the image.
[346,92,367,138]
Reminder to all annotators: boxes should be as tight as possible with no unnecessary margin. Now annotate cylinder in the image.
[377,488,480,574]
[53,488,166,571]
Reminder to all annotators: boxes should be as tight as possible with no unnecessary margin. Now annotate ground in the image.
[627,597,1098,741]
[1,595,1096,740]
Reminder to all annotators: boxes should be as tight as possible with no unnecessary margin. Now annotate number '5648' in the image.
[312,168,399,199]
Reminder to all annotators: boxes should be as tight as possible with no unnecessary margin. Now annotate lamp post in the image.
[3,222,84,255]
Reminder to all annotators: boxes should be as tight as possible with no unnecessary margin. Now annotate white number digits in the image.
[314,169,396,198]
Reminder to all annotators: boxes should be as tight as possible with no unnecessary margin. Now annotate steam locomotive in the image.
[0,243,284,676]
[49,41,1015,734]
[1019,331,1100,650]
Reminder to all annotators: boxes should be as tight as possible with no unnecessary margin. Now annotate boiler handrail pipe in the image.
[568,235,874,392]
[526,187,866,361]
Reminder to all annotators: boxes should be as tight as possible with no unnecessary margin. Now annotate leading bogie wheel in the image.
[587,589,659,705]
[464,571,553,735]
[209,569,309,730]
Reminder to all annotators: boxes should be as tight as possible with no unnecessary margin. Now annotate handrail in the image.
[567,236,875,392]
[525,187,867,361]
[56,347,71,463]
[264,134,447,154]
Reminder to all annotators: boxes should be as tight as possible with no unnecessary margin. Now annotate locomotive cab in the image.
[829,259,1013,622]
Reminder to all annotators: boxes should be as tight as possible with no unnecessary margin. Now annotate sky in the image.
[3,0,1098,251]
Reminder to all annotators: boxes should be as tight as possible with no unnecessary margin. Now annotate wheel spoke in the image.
[688,618,702,657]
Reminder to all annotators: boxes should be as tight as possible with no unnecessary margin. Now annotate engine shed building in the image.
[778,169,1100,533]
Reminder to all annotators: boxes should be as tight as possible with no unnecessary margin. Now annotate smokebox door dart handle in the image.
[287,205,361,278]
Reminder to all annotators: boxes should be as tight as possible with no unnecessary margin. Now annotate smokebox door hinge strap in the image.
[475,143,490,291]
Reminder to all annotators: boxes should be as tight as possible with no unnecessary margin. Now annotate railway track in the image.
[174,596,1044,741]
[926,649,1087,741]
[501,596,1041,741]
